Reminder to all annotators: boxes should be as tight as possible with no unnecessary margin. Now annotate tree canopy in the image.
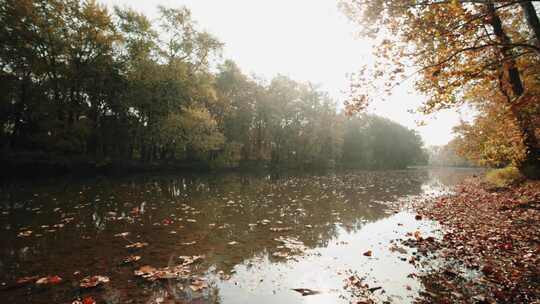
[340,0,540,177]
[0,0,427,171]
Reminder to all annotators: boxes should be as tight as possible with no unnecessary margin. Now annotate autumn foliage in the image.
[340,0,540,177]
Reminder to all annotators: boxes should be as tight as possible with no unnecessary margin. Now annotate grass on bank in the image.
[485,166,524,188]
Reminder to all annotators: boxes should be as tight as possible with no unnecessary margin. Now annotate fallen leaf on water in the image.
[80,275,110,288]
[134,265,156,277]
[134,265,190,281]
[114,232,130,237]
[126,242,148,249]
[122,255,141,264]
[269,227,292,232]
[18,230,32,237]
[292,288,321,296]
[72,296,96,304]
[228,241,239,245]
[36,275,62,285]
[82,297,96,304]
[16,276,39,285]
[363,250,372,257]
[178,255,204,266]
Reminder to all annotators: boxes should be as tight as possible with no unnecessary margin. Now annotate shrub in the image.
[485,166,523,188]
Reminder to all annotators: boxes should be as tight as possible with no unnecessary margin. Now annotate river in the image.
[0,168,480,304]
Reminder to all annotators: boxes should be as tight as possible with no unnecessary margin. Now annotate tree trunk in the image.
[486,2,524,97]
[511,107,540,179]
[486,2,540,178]
[519,1,540,50]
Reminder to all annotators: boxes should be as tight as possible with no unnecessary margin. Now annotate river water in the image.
[0,168,479,304]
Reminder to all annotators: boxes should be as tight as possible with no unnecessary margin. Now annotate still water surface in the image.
[0,168,479,303]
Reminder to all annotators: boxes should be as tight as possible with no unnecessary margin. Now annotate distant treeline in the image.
[0,1,427,172]
[427,140,474,168]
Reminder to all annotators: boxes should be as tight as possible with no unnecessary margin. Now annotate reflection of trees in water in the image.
[123,170,430,273]
[0,169,476,304]
[427,167,483,188]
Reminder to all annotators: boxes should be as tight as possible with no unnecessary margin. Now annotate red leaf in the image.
[82,296,96,304]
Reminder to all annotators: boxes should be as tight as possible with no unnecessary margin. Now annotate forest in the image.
[0,0,427,173]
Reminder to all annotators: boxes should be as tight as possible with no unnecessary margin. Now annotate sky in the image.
[101,0,468,146]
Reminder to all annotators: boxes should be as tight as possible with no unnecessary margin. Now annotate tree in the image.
[342,115,426,169]
[340,0,540,177]
[0,0,429,172]
[453,100,528,167]
[158,107,224,160]
[428,140,473,167]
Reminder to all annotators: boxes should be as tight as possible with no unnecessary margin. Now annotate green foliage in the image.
[485,166,523,188]
[209,142,243,169]
[342,115,427,169]
[0,0,427,170]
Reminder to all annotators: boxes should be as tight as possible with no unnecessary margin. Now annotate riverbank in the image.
[0,154,214,179]
[0,152,428,180]
[407,178,540,303]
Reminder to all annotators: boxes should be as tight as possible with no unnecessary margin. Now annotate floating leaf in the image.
[125,242,148,249]
[178,255,204,266]
[269,227,292,232]
[134,265,190,281]
[122,255,141,264]
[292,288,321,296]
[18,230,32,237]
[80,275,110,288]
[36,275,62,285]
[16,276,39,285]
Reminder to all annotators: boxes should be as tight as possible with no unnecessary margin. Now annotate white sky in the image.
[102,0,467,146]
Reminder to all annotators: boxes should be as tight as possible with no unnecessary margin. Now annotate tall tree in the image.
[340,0,540,177]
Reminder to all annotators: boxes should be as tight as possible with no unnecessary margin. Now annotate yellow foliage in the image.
[485,166,523,187]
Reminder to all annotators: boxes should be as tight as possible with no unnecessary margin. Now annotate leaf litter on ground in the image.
[403,179,540,303]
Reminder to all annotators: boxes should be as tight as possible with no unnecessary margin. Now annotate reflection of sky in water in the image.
[217,206,442,304]
[0,168,480,304]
